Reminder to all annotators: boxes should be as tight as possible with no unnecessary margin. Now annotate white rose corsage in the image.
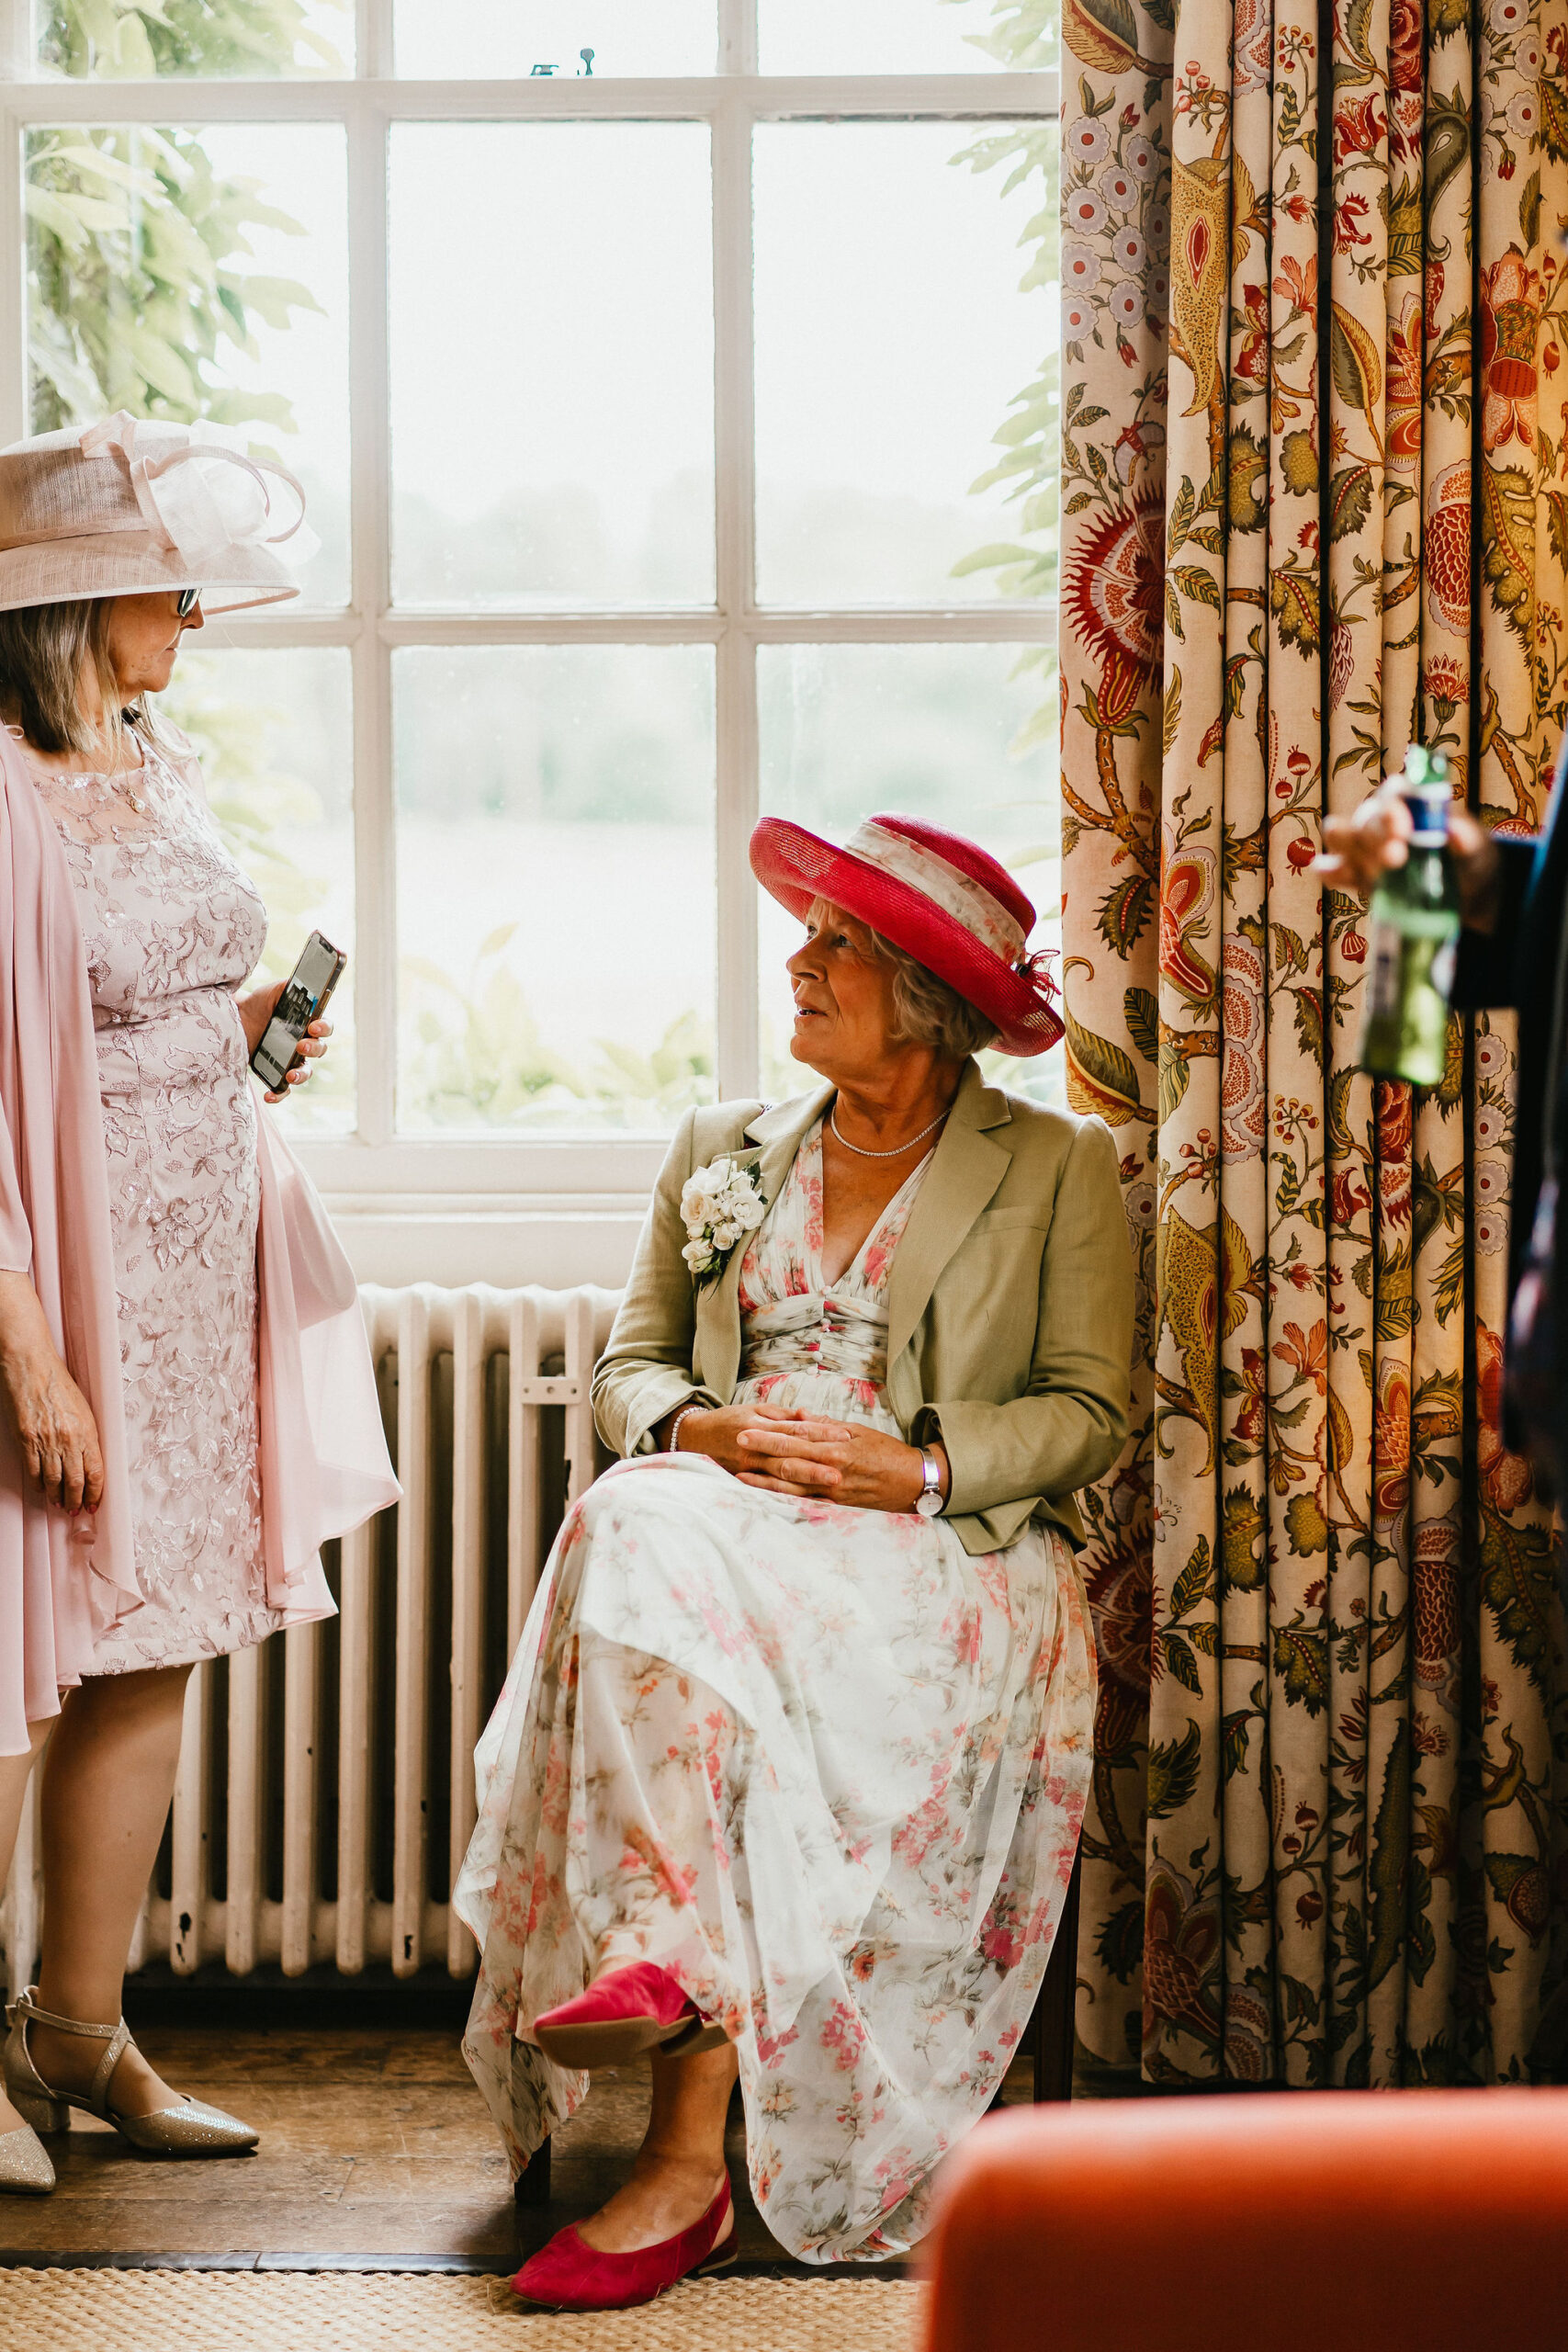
[680,1153,767,1289]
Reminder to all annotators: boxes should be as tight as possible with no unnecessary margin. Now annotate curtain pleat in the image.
[1061,0,1568,2086]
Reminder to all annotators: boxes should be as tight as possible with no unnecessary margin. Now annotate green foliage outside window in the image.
[28,123,321,437]
[402,929,716,1133]
[29,0,336,435]
[39,0,343,81]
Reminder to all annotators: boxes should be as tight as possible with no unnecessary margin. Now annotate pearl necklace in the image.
[829,1102,949,1159]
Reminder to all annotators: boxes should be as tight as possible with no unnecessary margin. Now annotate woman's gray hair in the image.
[872,929,1000,1059]
[0,596,135,758]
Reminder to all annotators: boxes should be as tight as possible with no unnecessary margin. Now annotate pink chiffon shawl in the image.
[0,728,398,1755]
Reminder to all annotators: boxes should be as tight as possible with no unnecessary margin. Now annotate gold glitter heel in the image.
[4,1986,258,2158]
[0,2120,55,2194]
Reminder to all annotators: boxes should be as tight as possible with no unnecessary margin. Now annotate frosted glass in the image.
[754,122,1052,606]
[390,123,714,607]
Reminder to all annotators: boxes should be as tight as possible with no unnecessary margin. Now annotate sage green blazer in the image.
[591,1060,1134,1558]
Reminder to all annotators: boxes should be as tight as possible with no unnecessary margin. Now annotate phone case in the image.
[251,931,346,1092]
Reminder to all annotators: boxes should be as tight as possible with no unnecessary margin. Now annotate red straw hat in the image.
[750,811,1063,1057]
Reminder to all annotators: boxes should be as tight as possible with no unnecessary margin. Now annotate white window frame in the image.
[0,0,1057,1274]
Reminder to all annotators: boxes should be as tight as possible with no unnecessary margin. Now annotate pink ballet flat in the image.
[513,2176,736,2311]
[534,1961,728,2069]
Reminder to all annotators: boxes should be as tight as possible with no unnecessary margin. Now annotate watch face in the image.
[915,1490,942,1518]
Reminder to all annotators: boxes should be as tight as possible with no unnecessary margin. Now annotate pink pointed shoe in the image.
[533,1962,728,2069]
[513,2176,737,2312]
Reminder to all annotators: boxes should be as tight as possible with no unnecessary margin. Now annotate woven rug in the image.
[0,2268,925,2351]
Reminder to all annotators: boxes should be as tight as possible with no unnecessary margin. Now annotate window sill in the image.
[317,1190,647,1290]
[293,1136,671,1195]
[292,1137,669,1287]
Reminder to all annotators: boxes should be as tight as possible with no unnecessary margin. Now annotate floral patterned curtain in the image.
[1061,0,1568,2086]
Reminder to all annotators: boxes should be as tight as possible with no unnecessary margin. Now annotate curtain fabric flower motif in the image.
[1061,0,1568,2086]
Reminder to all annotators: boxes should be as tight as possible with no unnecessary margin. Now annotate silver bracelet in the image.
[669,1404,703,1453]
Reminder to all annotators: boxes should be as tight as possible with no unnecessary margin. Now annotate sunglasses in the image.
[175,586,201,618]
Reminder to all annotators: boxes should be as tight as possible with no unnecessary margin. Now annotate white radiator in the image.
[0,1282,623,1993]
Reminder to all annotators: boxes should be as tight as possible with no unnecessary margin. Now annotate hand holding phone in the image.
[250,931,346,1094]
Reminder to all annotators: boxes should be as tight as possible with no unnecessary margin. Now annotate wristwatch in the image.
[914,1450,945,1519]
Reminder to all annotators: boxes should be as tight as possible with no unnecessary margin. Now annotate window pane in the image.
[755,122,1055,606]
[27,123,350,607]
[757,643,1060,1107]
[761,0,1051,74]
[390,126,714,608]
[396,1,713,76]
[38,0,353,76]
[395,648,716,1134]
[163,645,355,1135]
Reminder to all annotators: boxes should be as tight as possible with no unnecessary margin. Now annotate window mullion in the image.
[713,83,759,1102]
[718,0,758,75]
[1,0,28,440]
[349,90,396,1148]
[0,80,1058,125]
[358,0,394,78]
[0,0,30,79]
[0,110,23,447]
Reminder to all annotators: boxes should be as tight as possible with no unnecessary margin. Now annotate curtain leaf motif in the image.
[1062,0,1568,2087]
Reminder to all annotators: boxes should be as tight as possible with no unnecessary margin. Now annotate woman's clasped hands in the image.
[668,1402,949,1515]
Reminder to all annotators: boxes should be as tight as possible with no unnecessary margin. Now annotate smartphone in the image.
[249,930,346,1092]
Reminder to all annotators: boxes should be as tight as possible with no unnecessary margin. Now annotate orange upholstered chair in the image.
[920,2088,1568,2352]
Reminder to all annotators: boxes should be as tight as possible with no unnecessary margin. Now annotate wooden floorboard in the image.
[0,2026,949,2275]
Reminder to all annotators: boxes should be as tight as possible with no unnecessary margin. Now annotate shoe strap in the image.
[8,1987,118,2041]
[87,2020,131,2111]
[7,1986,130,2112]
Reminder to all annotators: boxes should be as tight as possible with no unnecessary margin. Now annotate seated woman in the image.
[455,812,1134,2309]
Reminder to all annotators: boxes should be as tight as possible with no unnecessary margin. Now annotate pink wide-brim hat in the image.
[0,412,316,615]
[750,810,1064,1058]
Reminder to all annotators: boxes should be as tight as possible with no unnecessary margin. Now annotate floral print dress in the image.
[454,1118,1096,2262]
[22,729,284,1672]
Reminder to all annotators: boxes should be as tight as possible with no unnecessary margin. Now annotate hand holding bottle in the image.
[1327,746,1464,1087]
[1314,780,1502,933]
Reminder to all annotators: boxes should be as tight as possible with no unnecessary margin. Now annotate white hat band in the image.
[844,818,1027,964]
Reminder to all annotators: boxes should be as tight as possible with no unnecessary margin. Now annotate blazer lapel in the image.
[885,1063,1013,1371]
[693,1087,832,1400]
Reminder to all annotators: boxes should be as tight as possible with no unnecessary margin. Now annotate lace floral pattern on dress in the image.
[23,729,283,1672]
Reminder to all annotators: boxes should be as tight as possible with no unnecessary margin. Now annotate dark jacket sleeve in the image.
[1450,838,1539,1011]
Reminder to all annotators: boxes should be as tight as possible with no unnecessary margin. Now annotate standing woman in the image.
[0,414,396,2194]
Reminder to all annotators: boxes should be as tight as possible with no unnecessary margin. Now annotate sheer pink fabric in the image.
[0,727,397,1753]
[0,730,139,1738]
[254,1112,400,1614]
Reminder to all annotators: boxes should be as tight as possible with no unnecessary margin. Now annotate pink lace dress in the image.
[22,729,290,1672]
[456,1116,1095,2263]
